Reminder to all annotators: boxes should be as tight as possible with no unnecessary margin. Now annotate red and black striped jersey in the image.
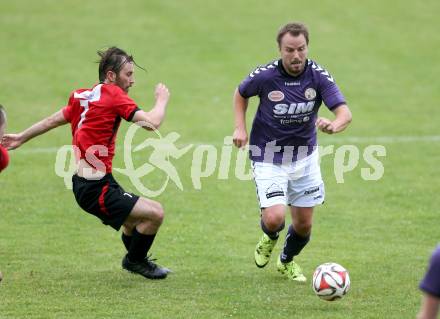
[62,83,139,173]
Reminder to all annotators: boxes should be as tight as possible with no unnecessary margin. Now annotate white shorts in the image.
[252,150,325,208]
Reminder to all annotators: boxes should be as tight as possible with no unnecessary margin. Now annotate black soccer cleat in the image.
[122,255,169,279]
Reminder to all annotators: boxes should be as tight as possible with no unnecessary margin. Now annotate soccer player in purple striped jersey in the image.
[417,246,440,319]
[232,22,352,281]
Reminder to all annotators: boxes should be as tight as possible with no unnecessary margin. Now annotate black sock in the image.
[280,225,310,263]
[127,228,156,262]
[261,219,285,240]
[121,233,132,251]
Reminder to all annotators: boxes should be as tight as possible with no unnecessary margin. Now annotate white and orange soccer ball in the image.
[312,262,350,301]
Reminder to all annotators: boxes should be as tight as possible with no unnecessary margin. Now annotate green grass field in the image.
[1,0,439,318]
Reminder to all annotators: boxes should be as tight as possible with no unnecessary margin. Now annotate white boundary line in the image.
[320,135,440,143]
[10,135,440,154]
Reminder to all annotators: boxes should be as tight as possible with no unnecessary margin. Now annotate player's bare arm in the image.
[417,293,440,319]
[316,104,352,135]
[1,110,68,150]
[0,105,7,140]
[0,123,5,140]
[132,83,170,130]
[232,88,249,148]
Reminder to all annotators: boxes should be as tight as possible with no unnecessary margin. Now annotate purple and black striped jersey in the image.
[420,246,440,298]
[238,59,346,163]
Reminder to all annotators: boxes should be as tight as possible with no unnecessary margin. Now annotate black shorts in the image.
[72,174,139,231]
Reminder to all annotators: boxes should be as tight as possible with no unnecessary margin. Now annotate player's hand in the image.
[316,117,336,134]
[233,127,248,148]
[1,133,23,150]
[155,83,170,105]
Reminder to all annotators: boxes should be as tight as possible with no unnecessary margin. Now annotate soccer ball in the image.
[312,262,350,301]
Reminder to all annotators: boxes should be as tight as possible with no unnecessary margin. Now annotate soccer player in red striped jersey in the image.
[0,105,8,282]
[1,47,172,279]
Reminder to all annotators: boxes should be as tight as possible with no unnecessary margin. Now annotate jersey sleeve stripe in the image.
[127,107,141,121]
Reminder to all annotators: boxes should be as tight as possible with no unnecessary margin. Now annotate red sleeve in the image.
[0,145,9,172]
[62,92,75,123]
[112,88,140,121]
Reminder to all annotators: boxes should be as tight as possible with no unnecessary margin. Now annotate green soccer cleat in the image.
[254,234,278,268]
[277,258,307,282]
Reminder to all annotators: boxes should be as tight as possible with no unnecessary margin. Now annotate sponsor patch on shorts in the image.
[304,186,320,195]
[266,183,285,199]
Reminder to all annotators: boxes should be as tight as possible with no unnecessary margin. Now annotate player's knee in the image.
[263,214,285,231]
[150,202,165,225]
